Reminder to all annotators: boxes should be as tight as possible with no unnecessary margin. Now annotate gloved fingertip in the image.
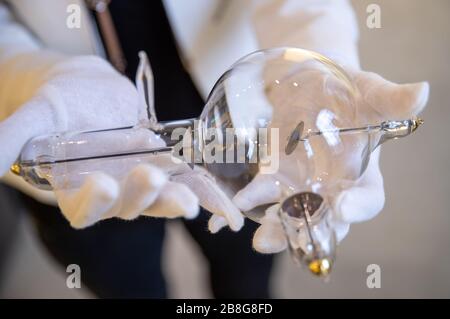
[208,215,228,233]
[392,82,430,118]
[334,187,385,224]
[85,174,119,199]
[334,222,350,242]
[118,164,168,220]
[176,184,200,220]
[232,174,282,212]
[133,164,167,190]
[226,211,245,232]
[253,223,287,254]
[183,202,200,220]
[68,174,120,229]
[397,81,430,116]
[144,182,199,219]
[360,71,430,118]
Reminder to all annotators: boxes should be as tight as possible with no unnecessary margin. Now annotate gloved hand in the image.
[231,68,429,253]
[206,0,430,252]
[0,51,248,230]
[205,58,429,252]
[0,52,207,228]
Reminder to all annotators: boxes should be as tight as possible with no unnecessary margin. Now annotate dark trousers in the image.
[21,194,274,298]
[0,184,21,283]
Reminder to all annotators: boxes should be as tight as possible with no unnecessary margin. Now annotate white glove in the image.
[207,0,429,253]
[0,51,206,228]
[0,3,245,230]
[233,68,429,253]
[206,55,429,252]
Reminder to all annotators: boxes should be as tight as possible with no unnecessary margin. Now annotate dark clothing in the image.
[108,0,204,121]
[0,184,20,284]
[25,195,273,298]
[19,0,274,298]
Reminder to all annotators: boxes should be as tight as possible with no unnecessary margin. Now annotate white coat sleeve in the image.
[250,0,360,68]
[0,2,63,204]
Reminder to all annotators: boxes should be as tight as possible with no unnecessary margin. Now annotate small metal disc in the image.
[285,121,304,155]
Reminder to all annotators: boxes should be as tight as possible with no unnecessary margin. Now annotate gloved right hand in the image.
[202,56,429,252]
[231,68,429,253]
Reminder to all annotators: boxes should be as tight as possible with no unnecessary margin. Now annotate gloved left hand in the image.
[0,51,247,229]
[0,52,204,227]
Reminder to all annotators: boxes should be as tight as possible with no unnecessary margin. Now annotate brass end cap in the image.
[308,258,332,277]
[411,117,424,133]
[10,163,21,176]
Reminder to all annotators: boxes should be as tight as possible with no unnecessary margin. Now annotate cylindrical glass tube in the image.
[15,119,195,190]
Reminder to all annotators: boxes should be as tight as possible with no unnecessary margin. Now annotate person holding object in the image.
[0,0,428,297]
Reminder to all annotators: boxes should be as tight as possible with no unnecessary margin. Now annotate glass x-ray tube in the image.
[12,117,421,191]
[11,48,424,276]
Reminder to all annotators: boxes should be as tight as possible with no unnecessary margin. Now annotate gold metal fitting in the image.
[308,258,332,277]
[411,117,424,133]
[10,163,21,176]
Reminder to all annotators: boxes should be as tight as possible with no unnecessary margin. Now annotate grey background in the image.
[1,0,449,298]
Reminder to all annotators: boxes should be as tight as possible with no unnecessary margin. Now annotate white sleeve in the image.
[0,2,58,205]
[251,0,360,68]
[0,2,42,63]
[0,2,65,121]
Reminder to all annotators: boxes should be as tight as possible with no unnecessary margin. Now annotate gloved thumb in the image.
[333,148,385,224]
[353,70,430,118]
[0,88,64,176]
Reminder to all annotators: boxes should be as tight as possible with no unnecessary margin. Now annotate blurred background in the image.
[1,0,449,298]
